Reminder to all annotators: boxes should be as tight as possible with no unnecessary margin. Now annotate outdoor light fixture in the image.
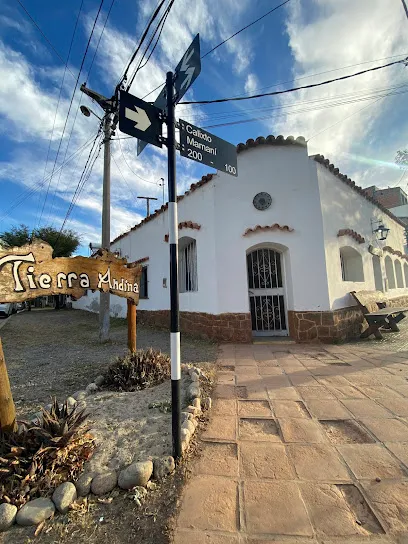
[80,105,102,120]
[371,218,390,241]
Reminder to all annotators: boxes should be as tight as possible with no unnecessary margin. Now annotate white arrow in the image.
[125,106,151,131]
[180,47,195,91]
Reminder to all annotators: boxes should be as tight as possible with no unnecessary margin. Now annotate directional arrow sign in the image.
[179,119,238,177]
[137,34,201,156]
[119,91,162,147]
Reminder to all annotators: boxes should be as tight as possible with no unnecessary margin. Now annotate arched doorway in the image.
[246,247,287,336]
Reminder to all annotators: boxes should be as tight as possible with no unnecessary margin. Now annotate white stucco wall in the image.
[316,161,408,309]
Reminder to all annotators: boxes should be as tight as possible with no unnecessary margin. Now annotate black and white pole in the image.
[166,71,182,459]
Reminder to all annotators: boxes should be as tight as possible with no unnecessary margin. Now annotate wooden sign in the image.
[0,241,142,304]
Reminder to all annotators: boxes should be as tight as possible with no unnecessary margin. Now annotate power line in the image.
[117,139,161,184]
[37,0,105,227]
[112,153,138,200]
[15,0,76,78]
[126,0,174,90]
[180,57,408,105]
[86,0,116,81]
[141,0,292,100]
[37,0,84,224]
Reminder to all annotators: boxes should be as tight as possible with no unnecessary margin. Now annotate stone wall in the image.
[137,310,252,343]
[288,294,408,343]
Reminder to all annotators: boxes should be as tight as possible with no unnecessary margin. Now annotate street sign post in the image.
[119,91,162,147]
[179,119,238,177]
[137,34,201,156]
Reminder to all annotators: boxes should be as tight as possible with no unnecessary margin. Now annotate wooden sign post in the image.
[0,241,142,433]
[127,299,137,352]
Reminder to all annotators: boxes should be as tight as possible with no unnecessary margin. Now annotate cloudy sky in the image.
[0,0,407,254]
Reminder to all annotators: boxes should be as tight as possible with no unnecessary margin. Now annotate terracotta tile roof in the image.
[134,256,149,265]
[237,135,306,153]
[164,221,201,242]
[243,224,294,236]
[383,246,408,261]
[337,229,365,244]
[313,154,406,228]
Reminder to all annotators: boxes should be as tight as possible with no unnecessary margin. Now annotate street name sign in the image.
[119,91,162,148]
[137,34,201,156]
[0,242,142,304]
[179,119,238,177]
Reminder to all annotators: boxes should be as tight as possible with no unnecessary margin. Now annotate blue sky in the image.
[0,0,407,255]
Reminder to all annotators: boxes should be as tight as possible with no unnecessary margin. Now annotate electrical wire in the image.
[86,0,116,81]
[112,153,138,201]
[141,0,292,100]
[179,58,408,105]
[117,0,167,89]
[37,0,84,224]
[126,0,174,90]
[15,0,76,78]
[37,0,104,227]
[117,139,163,184]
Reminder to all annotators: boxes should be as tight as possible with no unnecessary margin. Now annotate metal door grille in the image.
[247,249,286,333]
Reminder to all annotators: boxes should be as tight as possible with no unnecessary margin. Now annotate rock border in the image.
[0,364,211,532]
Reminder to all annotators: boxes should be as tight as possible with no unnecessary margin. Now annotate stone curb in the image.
[1,364,212,532]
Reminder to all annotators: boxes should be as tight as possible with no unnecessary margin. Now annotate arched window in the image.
[385,256,396,289]
[372,255,383,291]
[395,260,404,288]
[179,236,198,292]
[404,263,408,287]
[339,246,364,282]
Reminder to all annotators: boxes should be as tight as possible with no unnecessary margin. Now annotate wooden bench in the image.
[350,290,408,339]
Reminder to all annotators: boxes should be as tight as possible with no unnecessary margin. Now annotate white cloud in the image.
[244,73,259,95]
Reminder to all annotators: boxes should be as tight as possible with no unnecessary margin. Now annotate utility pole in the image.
[158,177,165,205]
[137,196,158,217]
[166,71,181,459]
[80,84,116,343]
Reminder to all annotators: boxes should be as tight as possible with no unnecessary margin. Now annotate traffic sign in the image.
[179,119,238,177]
[119,91,162,148]
[137,34,201,156]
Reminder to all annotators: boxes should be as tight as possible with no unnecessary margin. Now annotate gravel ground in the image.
[0,308,217,418]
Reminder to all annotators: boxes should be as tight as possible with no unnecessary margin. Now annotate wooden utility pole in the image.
[127,299,137,352]
[0,339,16,433]
[137,196,158,217]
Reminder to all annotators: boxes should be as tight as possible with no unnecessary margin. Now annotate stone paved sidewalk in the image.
[173,339,408,544]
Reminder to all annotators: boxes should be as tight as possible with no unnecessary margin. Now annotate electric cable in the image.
[117,139,161,184]
[86,0,116,81]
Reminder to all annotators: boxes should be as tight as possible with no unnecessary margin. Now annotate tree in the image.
[0,224,81,257]
[395,149,408,166]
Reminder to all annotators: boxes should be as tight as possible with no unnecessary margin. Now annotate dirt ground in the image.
[1,308,217,418]
[0,308,217,544]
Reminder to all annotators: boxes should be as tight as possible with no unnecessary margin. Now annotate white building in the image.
[74,135,408,342]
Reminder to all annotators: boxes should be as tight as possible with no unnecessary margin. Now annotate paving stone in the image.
[194,442,238,477]
[357,386,403,399]
[376,397,408,417]
[258,366,285,375]
[385,442,408,467]
[287,444,350,481]
[363,480,408,533]
[306,399,352,419]
[318,376,353,387]
[243,480,313,535]
[262,375,291,390]
[235,375,261,386]
[279,418,326,443]
[173,530,239,544]
[297,386,335,400]
[238,400,272,417]
[217,372,235,385]
[267,386,301,400]
[213,399,237,416]
[239,418,281,442]
[235,365,259,375]
[289,374,319,386]
[299,483,369,537]
[177,476,238,532]
[345,374,383,386]
[271,400,310,419]
[338,444,406,479]
[202,416,237,442]
[393,384,408,397]
[245,385,268,400]
[214,385,236,399]
[341,399,393,419]
[246,539,319,544]
[327,386,367,399]
[240,442,294,479]
[361,418,408,442]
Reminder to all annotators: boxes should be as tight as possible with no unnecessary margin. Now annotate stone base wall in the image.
[137,310,252,343]
[288,294,408,343]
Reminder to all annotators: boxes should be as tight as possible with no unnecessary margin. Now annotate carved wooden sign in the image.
[0,241,142,304]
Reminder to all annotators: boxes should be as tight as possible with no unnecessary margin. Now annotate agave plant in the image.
[104,348,171,391]
[0,399,94,507]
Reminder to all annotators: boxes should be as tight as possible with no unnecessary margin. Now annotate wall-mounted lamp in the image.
[371,218,390,241]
